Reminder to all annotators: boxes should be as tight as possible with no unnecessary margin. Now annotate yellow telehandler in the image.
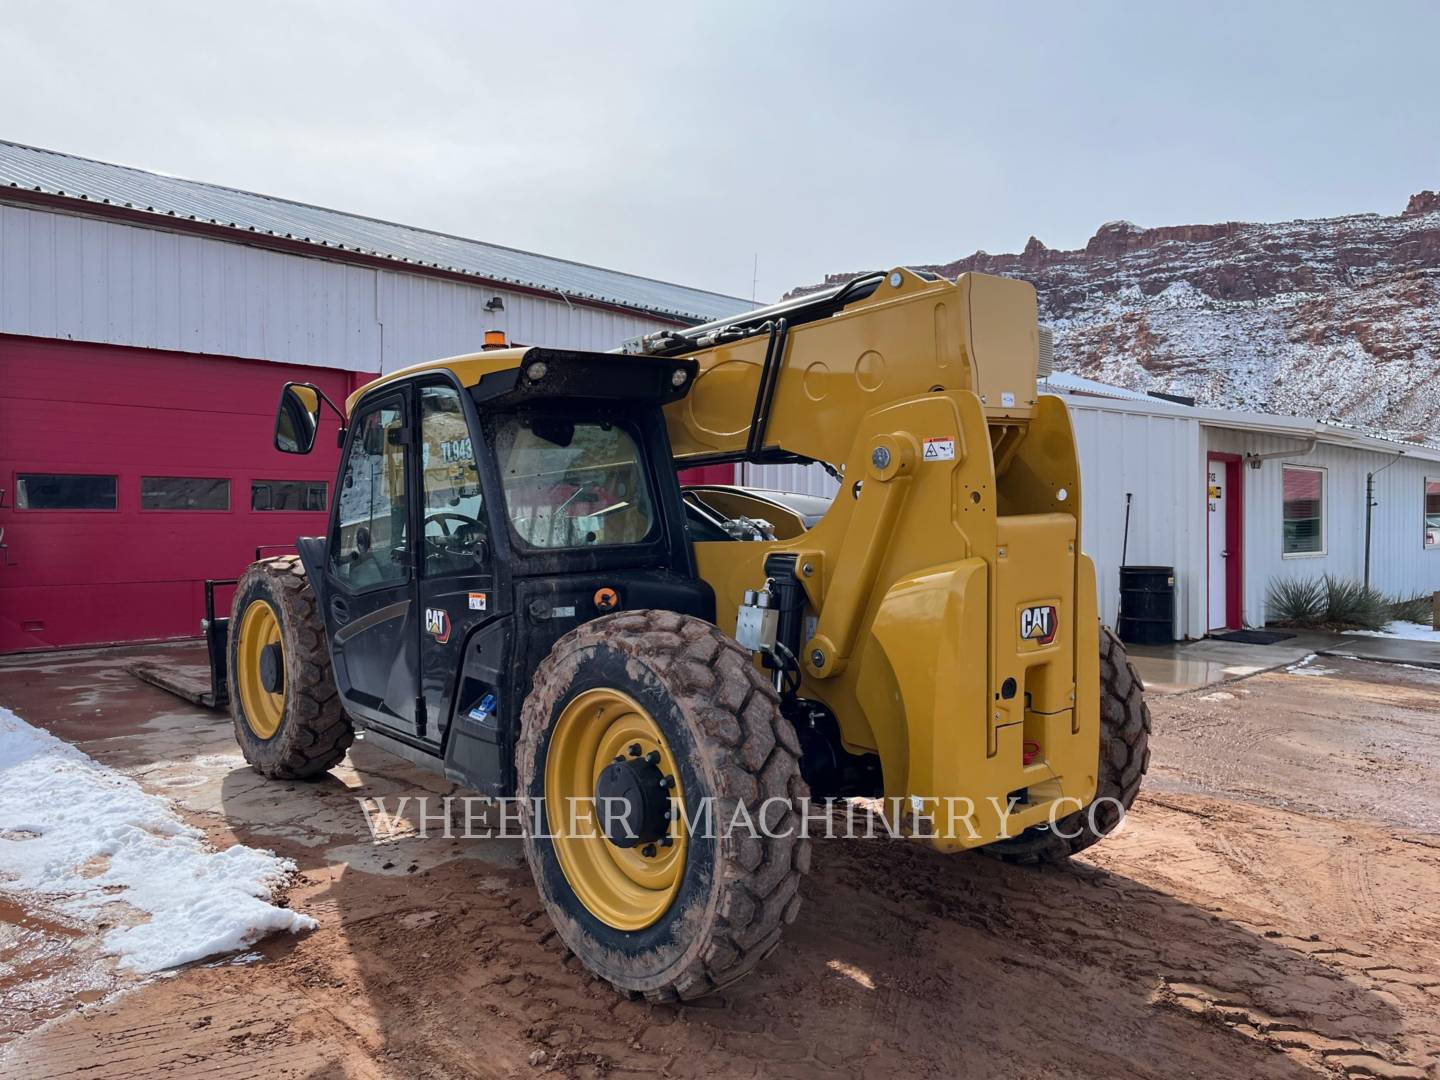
[222,268,1149,1001]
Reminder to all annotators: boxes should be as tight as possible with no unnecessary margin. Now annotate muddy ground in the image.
[1,645,1438,1079]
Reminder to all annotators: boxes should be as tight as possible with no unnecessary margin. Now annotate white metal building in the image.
[0,140,753,374]
[1063,390,1440,638]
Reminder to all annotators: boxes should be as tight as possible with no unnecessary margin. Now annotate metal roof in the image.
[0,139,754,324]
[1040,371,1160,402]
[1061,386,1440,462]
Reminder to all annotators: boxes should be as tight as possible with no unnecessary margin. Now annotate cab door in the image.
[413,379,501,751]
[323,389,422,737]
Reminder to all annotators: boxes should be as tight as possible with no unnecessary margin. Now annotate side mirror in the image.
[275,383,322,455]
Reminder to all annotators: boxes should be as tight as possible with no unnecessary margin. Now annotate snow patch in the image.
[1284,654,1337,676]
[0,705,315,972]
[1343,620,1440,642]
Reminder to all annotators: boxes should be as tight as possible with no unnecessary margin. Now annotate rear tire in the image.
[229,555,352,779]
[983,624,1150,864]
[518,610,810,1002]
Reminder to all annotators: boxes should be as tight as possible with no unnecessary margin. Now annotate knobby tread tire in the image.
[984,624,1151,865]
[517,610,810,1003]
[229,555,353,780]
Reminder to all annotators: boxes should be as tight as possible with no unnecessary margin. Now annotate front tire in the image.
[984,624,1150,864]
[517,610,810,1002]
[229,555,352,779]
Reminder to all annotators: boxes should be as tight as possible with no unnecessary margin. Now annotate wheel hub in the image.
[594,754,670,848]
[544,687,688,930]
[259,641,285,694]
[236,599,284,740]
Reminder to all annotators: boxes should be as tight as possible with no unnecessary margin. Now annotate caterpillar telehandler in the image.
[223,268,1150,1001]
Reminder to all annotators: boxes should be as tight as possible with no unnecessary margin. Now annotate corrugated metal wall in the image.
[1067,403,1207,636]
[372,269,658,371]
[1204,428,1440,623]
[739,462,841,498]
[0,203,670,371]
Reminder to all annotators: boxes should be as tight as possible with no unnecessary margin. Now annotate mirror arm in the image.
[309,386,347,423]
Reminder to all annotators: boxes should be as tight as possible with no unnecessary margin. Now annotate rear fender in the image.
[862,549,1099,851]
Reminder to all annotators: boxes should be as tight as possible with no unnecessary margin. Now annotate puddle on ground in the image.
[0,892,126,1046]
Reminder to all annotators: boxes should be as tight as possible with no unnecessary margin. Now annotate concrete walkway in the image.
[1128,628,1440,692]
[1320,634,1440,670]
[1126,631,1349,693]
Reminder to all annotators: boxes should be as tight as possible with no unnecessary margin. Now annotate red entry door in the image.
[1206,453,1243,630]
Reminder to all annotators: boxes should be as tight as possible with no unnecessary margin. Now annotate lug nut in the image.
[644,750,661,765]
[660,774,675,789]
[661,836,673,847]
[628,743,642,757]
[642,843,658,858]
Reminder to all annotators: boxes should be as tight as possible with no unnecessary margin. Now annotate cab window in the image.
[420,384,487,574]
[495,415,655,548]
[331,398,409,588]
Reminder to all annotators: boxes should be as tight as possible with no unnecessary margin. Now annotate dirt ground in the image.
[2,645,1439,1079]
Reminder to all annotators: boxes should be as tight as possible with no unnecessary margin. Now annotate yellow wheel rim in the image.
[236,599,285,740]
[545,688,688,931]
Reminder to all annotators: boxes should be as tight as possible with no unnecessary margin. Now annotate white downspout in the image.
[1243,437,1317,469]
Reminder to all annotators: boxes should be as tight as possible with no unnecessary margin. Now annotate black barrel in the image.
[1118,565,1175,645]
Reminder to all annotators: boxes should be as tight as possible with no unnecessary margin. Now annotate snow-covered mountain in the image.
[791,192,1440,441]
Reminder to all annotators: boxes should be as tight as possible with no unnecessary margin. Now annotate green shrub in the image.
[1323,576,1388,630]
[1266,576,1326,626]
[1266,575,1389,630]
[1389,593,1434,625]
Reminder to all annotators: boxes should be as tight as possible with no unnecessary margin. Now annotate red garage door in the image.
[0,336,363,653]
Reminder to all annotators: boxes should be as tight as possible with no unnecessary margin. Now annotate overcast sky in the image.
[4,1,1438,302]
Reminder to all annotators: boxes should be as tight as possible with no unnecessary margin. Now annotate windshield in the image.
[494,416,655,548]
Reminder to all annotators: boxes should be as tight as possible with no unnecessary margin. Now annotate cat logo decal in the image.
[1018,604,1058,647]
[425,607,451,643]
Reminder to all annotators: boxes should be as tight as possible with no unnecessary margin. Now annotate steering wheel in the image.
[425,511,484,538]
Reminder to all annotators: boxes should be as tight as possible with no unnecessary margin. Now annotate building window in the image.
[1282,464,1325,556]
[1426,478,1440,549]
[17,474,117,510]
[252,480,328,512]
[142,477,231,511]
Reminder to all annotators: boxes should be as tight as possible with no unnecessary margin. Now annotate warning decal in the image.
[923,437,956,462]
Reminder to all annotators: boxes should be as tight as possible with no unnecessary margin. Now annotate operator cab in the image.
[270,347,711,795]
